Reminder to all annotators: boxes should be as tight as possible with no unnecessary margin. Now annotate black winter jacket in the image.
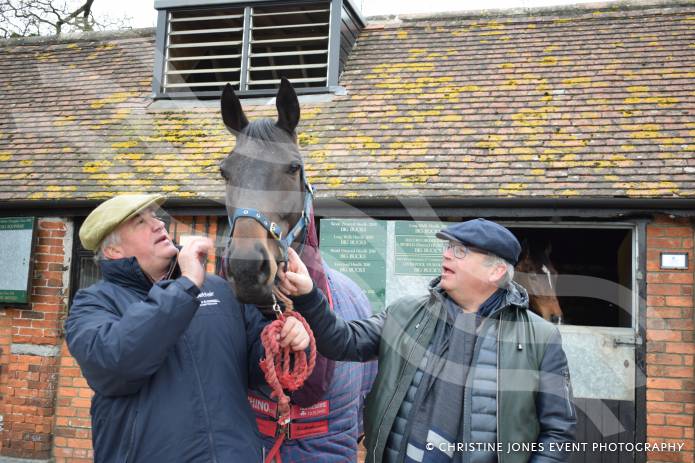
[65,257,267,463]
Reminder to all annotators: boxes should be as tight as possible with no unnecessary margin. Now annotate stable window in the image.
[153,0,364,99]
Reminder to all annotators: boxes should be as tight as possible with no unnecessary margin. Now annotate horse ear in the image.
[519,238,531,261]
[221,83,249,134]
[276,77,300,134]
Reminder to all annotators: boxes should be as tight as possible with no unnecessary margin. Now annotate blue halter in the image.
[227,168,314,262]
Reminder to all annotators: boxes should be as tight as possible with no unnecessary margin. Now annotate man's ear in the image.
[489,263,507,285]
[102,245,123,260]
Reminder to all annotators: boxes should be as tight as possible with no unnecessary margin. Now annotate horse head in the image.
[514,239,564,324]
[219,78,309,307]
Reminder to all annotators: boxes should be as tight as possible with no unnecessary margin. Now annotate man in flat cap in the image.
[279,218,576,463]
[65,194,310,463]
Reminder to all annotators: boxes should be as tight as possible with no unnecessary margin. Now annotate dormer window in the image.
[153,0,364,99]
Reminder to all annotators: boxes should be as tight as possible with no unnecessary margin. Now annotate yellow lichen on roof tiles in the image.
[371,62,436,73]
[511,107,557,127]
[90,92,138,109]
[498,183,525,195]
[475,134,504,149]
[481,20,505,30]
[389,140,429,150]
[301,107,322,120]
[659,138,687,145]
[397,30,408,40]
[115,153,144,161]
[379,163,439,186]
[340,136,379,150]
[83,160,113,173]
[440,114,463,122]
[298,132,319,146]
[562,77,592,85]
[327,178,342,188]
[112,140,139,149]
[0,153,12,161]
[627,86,649,93]
[510,147,534,155]
[308,150,326,163]
[623,96,679,106]
[67,43,79,49]
[353,177,369,183]
[407,109,441,117]
[540,56,558,66]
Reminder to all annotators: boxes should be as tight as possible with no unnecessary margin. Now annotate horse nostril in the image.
[255,242,271,284]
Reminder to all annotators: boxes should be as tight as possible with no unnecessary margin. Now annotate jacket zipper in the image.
[184,334,219,463]
[563,369,574,419]
[373,310,431,463]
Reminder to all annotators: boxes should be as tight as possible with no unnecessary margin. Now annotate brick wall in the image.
[3,214,693,462]
[646,216,695,463]
[0,218,72,460]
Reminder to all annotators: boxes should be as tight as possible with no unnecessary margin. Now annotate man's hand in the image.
[178,236,213,288]
[279,316,310,351]
[278,248,314,296]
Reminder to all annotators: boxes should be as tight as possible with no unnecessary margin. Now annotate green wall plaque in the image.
[320,219,448,312]
[320,219,387,310]
[0,217,37,304]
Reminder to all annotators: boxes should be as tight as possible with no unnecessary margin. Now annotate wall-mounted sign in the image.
[320,219,444,312]
[660,252,688,270]
[0,217,37,304]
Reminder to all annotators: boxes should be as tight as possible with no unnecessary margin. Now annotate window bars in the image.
[163,2,331,97]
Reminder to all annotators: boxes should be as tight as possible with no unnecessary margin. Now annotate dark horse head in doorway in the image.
[514,239,564,324]
[218,78,311,307]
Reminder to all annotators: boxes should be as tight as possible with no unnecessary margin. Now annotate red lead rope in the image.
[260,307,317,463]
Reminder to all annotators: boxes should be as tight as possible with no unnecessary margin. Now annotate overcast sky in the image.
[92,0,611,29]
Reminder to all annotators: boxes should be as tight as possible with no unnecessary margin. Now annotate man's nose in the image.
[149,216,165,231]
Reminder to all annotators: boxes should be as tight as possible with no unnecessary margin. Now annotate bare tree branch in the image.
[0,0,131,38]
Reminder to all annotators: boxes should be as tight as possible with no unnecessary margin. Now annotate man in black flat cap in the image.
[278,218,576,463]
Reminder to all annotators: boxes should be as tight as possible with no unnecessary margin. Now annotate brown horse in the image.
[514,240,564,324]
[218,78,308,307]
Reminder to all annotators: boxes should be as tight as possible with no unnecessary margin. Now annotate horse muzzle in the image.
[223,242,277,305]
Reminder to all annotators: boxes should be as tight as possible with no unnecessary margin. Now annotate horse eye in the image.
[288,161,302,174]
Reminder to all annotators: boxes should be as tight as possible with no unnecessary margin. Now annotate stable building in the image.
[0,0,693,462]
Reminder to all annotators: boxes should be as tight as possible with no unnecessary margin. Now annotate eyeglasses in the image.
[443,241,487,259]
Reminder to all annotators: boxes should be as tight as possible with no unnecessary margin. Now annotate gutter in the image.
[1,197,694,219]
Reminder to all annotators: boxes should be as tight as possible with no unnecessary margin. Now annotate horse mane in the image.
[242,118,277,141]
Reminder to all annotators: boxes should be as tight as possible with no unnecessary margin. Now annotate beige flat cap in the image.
[79,194,166,251]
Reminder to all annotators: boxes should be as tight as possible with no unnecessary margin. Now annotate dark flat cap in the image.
[436,218,521,264]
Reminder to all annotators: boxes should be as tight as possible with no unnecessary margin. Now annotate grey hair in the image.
[483,253,515,287]
[94,229,121,262]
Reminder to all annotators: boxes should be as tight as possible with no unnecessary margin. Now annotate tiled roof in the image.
[0,2,693,203]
